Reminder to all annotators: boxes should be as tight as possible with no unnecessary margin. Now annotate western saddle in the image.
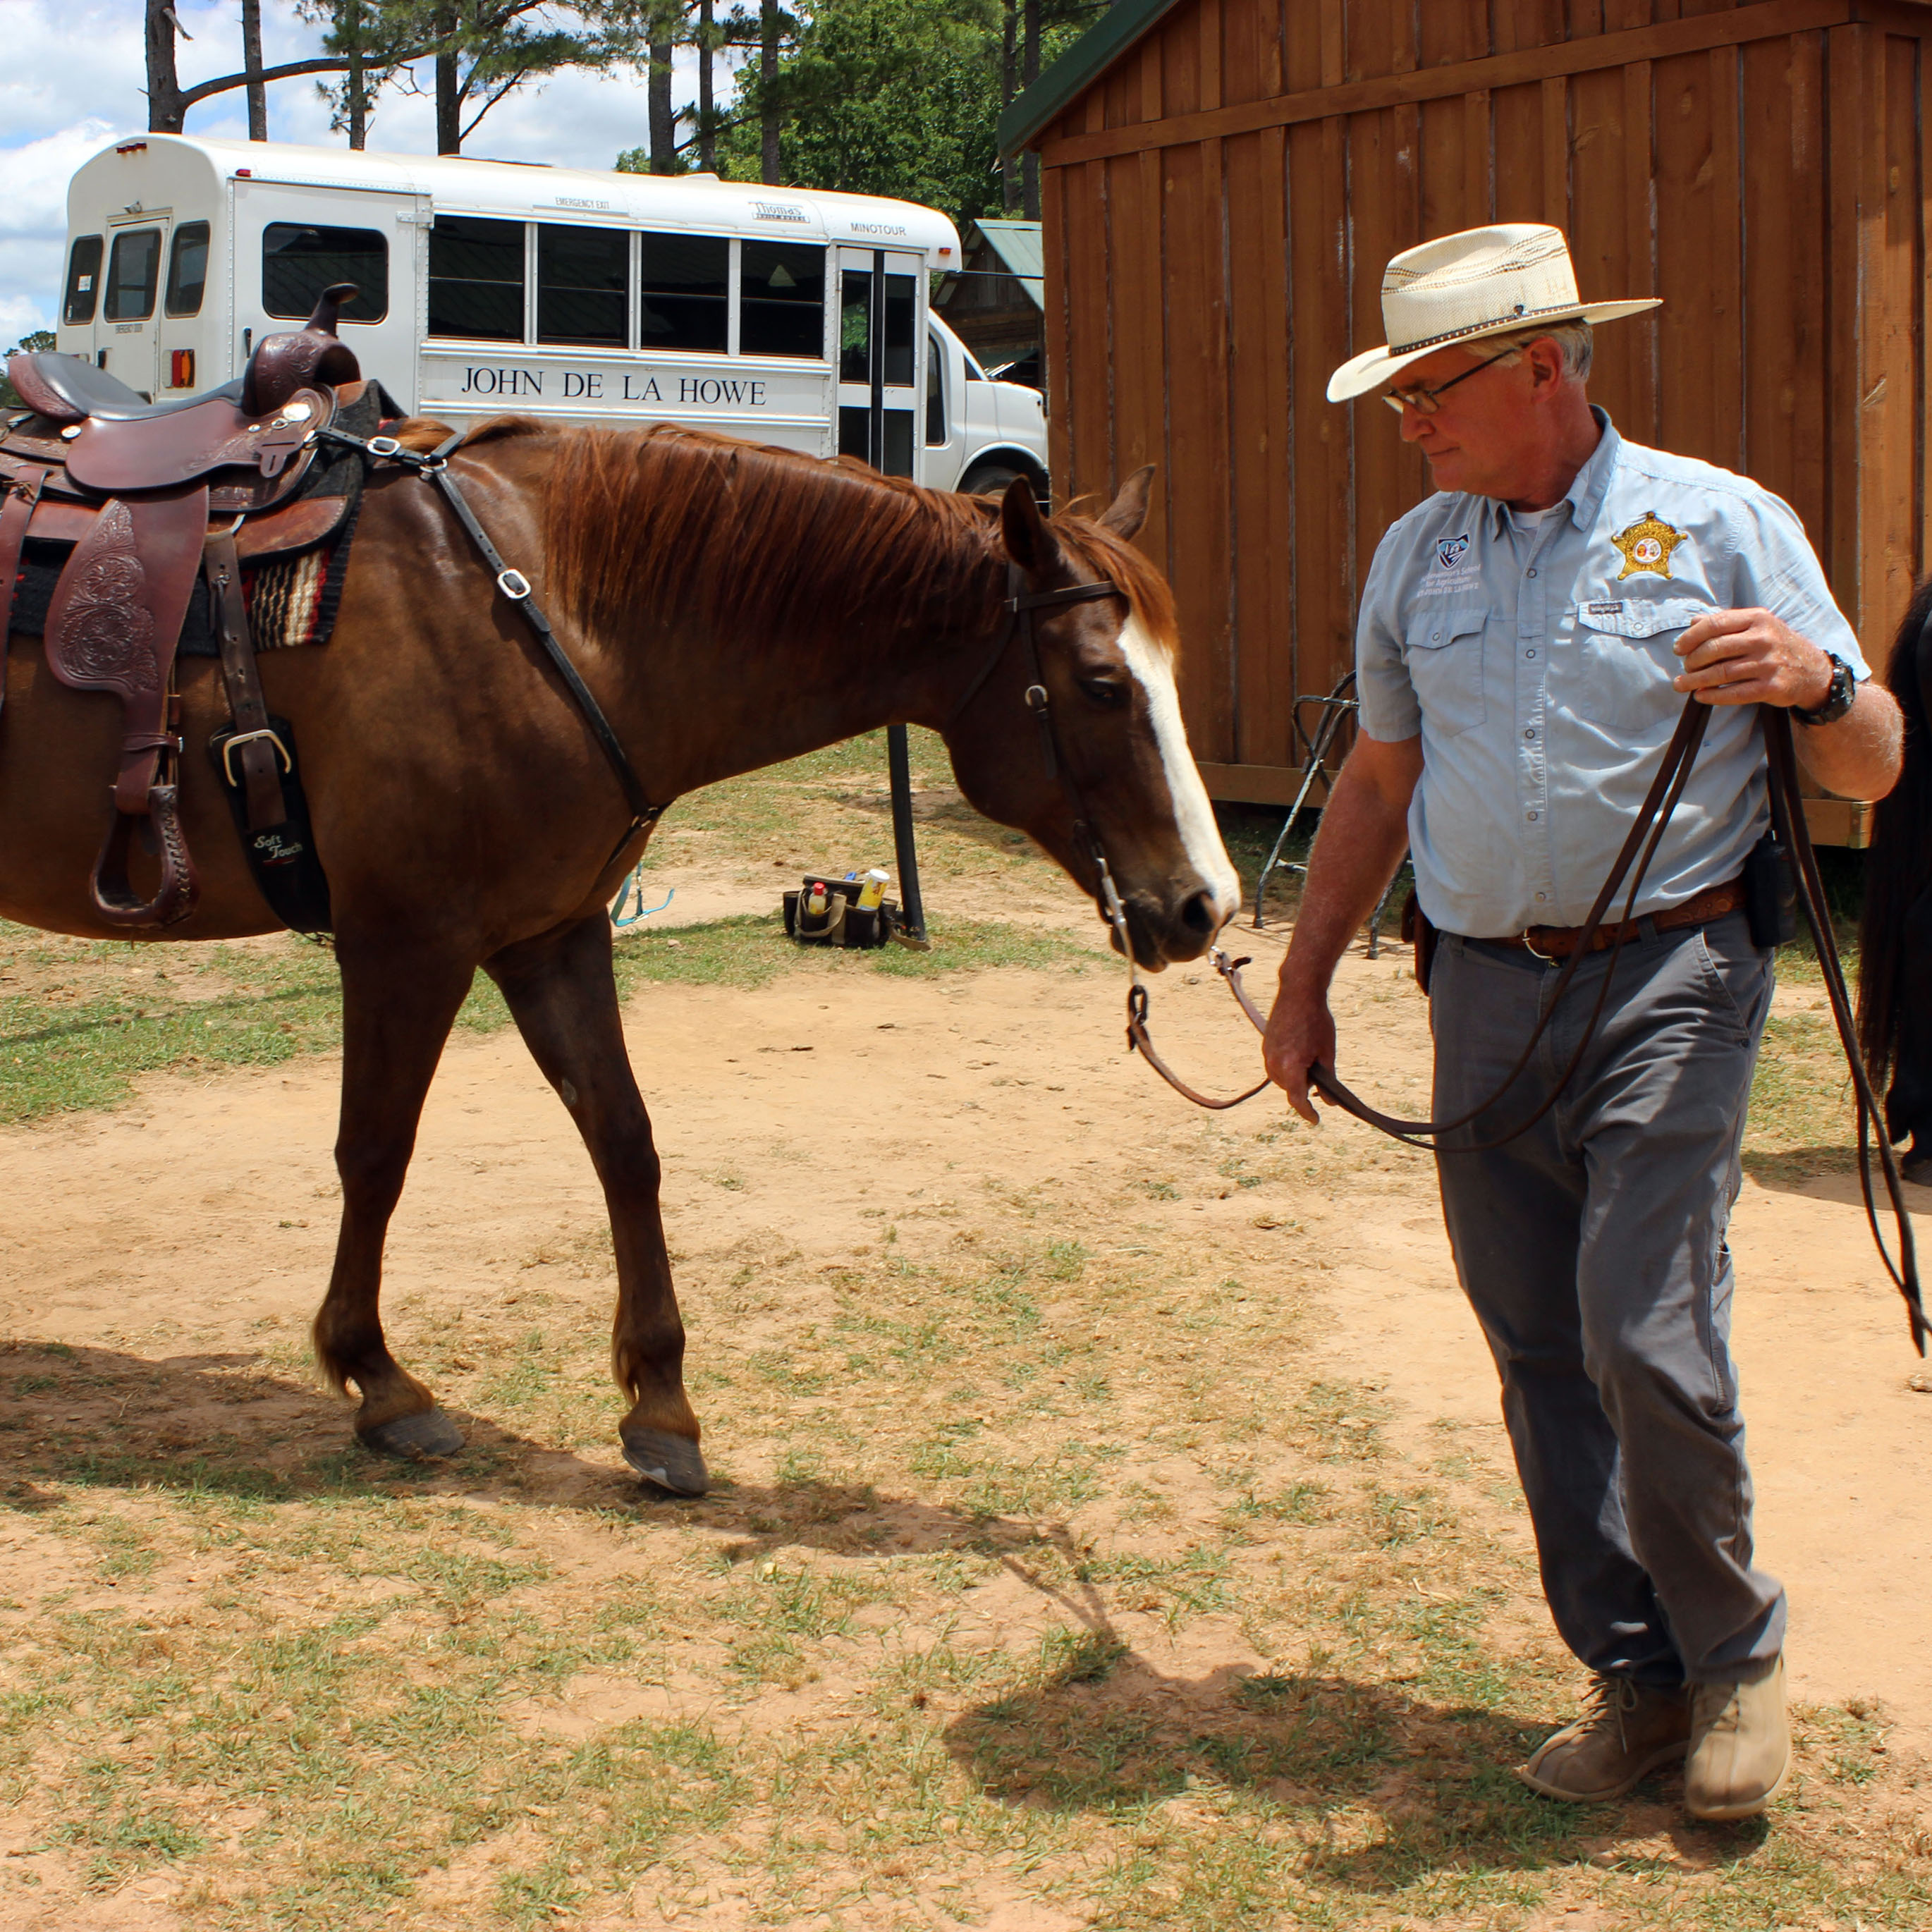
[0,283,366,927]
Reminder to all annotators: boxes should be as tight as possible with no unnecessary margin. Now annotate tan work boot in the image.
[1685,1657,1790,1821]
[1515,1675,1692,1802]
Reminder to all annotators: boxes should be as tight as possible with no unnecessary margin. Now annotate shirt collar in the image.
[1481,406,1621,537]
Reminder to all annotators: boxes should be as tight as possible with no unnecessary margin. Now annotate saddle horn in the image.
[303,282,359,337]
[242,281,362,417]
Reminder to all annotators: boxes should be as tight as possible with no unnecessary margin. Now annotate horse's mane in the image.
[451,417,1178,661]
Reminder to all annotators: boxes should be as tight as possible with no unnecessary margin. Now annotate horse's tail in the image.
[1857,574,1932,1091]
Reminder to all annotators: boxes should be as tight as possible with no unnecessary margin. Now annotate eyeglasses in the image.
[1383,342,1517,415]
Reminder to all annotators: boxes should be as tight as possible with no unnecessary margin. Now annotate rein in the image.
[965,570,1922,1347]
[316,426,667,867]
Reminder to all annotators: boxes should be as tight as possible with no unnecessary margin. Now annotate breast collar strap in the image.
[319,424,666,869]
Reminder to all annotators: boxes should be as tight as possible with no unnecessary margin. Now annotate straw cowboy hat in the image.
[1326,223,1660,403]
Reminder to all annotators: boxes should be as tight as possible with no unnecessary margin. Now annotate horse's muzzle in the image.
[1108,884,1231,969]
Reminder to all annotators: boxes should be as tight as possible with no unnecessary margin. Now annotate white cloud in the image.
[0,0,735,334]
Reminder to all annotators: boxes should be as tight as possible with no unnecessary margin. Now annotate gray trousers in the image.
[1430,912,1785,1686]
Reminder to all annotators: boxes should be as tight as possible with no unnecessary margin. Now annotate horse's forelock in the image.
[1052,517,1180,656]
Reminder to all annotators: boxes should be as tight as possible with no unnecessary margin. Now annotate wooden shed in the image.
[998,0,1932,842]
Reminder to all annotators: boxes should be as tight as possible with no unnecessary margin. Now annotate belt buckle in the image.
[1521,927,1560,963]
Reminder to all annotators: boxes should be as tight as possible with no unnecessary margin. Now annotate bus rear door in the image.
[93,213,171,396]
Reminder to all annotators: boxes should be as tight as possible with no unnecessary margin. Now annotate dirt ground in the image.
[1,812,1928,1928]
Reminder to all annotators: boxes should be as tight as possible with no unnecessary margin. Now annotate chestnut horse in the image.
[0,422,1240,1493]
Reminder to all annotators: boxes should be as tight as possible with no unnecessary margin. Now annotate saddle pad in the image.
[12,511,357,657]
[4,380,386,658]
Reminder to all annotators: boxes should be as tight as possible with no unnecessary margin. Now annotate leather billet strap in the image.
[203,528,285,833]
[314,424,664,862]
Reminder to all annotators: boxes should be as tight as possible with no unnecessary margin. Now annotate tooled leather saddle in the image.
[0,283,365,928]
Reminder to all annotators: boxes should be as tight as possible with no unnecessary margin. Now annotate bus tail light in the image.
[170,349,195,389]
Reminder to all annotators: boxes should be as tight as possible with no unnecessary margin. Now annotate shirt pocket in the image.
[1573,594,1709,733]
[1405,606,1488,740]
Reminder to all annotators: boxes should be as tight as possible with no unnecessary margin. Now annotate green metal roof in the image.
[996,0,1190,157]
[970,219,1045,303]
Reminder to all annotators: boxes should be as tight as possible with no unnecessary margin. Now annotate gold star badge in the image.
[1612,509,1688,580]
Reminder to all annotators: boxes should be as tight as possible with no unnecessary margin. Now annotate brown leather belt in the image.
[1479,878,1744,960]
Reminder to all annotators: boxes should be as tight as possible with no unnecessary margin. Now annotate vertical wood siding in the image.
[1036,0,1931,803]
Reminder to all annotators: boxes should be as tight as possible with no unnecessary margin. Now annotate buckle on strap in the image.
[497,568,532,601]
[221,727,293,785]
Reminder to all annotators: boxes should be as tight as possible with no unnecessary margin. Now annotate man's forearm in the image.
[1790,681,1902,802]
[1279,749,1417,993]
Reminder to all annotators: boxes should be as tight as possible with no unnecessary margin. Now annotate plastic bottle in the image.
[857,869,888,910]
[805,880,829,916]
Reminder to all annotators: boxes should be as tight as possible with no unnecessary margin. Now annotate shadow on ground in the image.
[0,1340,1058,1559]
[945,1650,1771,1893]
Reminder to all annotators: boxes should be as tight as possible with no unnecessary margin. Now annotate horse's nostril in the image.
[1180,889,1216,936]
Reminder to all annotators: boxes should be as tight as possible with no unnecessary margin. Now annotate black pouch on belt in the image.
[1400,888,1438,995]
[1742,830,1797,948]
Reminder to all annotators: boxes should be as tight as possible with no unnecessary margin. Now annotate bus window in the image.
[262,224,387,321]
[63,236,104,325]
[537,223,627,348]
[741,241,824,359]
[164,221,210,318]
[881,274,915,387]
[839,267,915,385]
[429,216,524,341]
[640,233,727,354]
[925,329,946,446]
[104,228,162,322]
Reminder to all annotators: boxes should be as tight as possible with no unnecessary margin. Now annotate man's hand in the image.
[1264,979,1337,1126]
[1673,607,1833,709]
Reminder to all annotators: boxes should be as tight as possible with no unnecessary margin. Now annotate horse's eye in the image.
[1080,678,1129,709]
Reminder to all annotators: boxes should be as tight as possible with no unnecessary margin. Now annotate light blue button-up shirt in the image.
[1355,410,1868,936]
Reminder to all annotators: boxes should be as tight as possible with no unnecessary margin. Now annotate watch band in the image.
[1794,651,1856,727]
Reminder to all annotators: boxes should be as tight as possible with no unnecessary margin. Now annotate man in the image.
[1262,224,1902,1822]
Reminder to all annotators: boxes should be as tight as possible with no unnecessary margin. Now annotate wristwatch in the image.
[1793,651,1857,726]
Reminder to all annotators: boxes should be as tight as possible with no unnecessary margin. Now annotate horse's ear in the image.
[1097,465,1155,541]
[1000,475,1059,575]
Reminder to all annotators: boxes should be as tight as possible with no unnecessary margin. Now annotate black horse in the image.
[1859,580,1932,1180]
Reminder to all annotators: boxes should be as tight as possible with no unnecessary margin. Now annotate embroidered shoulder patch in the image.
[1612,510,1687,580]
[1434,534,1470,572]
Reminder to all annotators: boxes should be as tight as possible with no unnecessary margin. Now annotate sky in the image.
[0,0,719,341]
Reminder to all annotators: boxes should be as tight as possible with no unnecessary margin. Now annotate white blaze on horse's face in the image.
[1116,614,1242,929]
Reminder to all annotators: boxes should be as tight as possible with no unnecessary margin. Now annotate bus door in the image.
[94,212,172,397]
[835,246,922,477]
[230,178,427,401]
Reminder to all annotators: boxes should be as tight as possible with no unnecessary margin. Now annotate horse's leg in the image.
[484,912,706,1496]
[313,941,476,1457]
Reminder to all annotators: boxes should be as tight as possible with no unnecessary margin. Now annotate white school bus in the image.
[54,134,1050,494]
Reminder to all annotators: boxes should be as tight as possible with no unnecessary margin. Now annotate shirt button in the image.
[1526,649,1537,659]
[1536,892,1548,903]
[1527,568,1539,578]
[1430,631,1441,642]
[1527,810,1539,821]
[1524,728,1537,740]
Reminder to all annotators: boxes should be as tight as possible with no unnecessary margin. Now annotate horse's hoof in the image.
[360,1407,465,1460]
[623,1428,708,1496]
